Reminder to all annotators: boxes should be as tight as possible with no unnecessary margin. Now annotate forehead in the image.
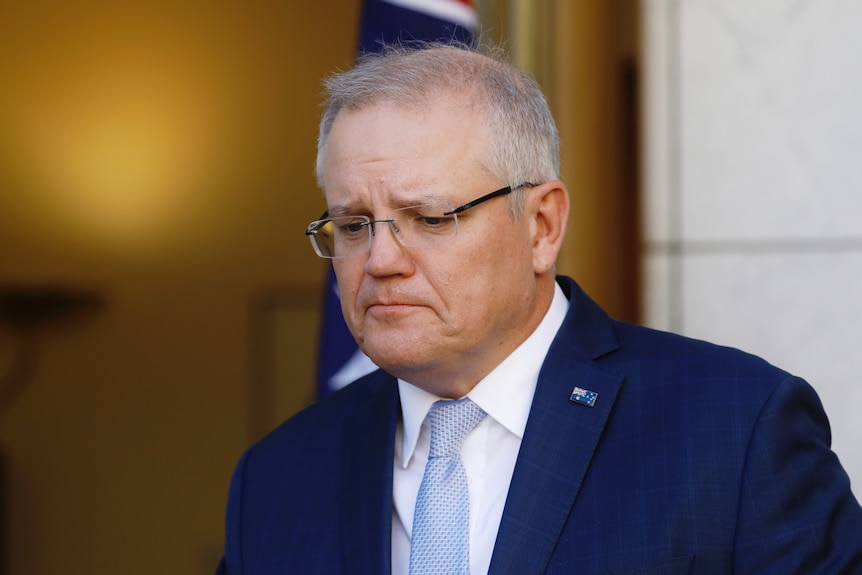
[321,95,490,203]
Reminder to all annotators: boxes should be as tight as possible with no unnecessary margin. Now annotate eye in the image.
[413,214,456,236]
[343,221,366,233]
[333,217,370,239]
[399,204,457,235]
[419,216,446,226]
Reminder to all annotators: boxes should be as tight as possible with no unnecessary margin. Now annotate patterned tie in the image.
[409,398,487,575]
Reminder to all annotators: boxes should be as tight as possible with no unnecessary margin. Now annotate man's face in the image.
[320,94,548,396]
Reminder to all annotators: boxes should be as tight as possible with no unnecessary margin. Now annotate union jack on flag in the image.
[570,387,599,407]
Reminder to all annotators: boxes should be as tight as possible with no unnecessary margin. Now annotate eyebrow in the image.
[326,204,361,218]
[327,193,449,217]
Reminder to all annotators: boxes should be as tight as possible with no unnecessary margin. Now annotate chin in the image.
[362,339,435,377]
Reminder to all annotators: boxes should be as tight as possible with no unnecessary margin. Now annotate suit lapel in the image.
[489,278,625,575]
[338,372,400,575]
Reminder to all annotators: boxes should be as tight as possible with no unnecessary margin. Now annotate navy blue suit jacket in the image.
[217,276,862,574]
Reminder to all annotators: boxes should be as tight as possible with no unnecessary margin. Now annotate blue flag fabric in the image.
[316,0,476,397]
[359,0,476,53]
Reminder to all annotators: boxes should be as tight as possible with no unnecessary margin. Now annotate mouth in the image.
[365,301,423,317]
[368,301,416,310]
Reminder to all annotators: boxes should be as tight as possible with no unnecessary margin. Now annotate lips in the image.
[356,286,429,317]
[363,297,428,320]
[366,301,419,312]
[360,291,422,310]
[367,299,414,307]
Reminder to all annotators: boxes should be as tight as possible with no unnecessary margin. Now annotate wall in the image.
[0,1,358,573]
[643,0,862,491]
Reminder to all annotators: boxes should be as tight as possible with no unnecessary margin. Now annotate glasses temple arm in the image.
[305,210,330,235]
[443,187,512,215]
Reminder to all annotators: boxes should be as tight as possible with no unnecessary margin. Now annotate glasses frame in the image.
[305,182,540,258]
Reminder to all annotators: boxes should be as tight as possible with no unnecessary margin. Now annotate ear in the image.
[527,180,570,274]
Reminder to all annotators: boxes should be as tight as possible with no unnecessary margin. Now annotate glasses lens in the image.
[305,204,457,259]
[391,203,457,248]
[307,216,370,258]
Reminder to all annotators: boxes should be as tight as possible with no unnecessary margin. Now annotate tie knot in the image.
[427,398,487,458]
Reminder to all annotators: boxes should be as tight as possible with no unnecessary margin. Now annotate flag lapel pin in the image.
[570,387,598,407]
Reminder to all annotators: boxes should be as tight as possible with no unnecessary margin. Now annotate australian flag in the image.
[316,0,477,397]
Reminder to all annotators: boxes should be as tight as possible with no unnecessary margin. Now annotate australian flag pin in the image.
[570,386,598,407]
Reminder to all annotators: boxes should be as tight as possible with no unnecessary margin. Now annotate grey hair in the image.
[315,43,560,216]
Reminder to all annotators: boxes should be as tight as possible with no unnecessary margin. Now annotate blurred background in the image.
[0,1,859,573]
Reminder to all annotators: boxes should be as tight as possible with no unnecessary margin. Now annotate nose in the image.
[364,219,413,277]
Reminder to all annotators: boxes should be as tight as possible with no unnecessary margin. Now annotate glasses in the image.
[305,183,538,259]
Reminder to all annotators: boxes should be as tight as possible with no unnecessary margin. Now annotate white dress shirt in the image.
[391,283,569,575]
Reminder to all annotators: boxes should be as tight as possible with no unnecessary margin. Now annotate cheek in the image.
[332,263,362,310]
[432,254,497,317]
[484,237,535,301]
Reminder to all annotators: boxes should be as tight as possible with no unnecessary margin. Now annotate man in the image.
[216,44,862,574]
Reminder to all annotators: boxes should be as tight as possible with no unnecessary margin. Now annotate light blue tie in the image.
[409,398,487,575]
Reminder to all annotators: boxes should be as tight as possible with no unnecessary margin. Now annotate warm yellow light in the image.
[3,38,232,259]
[9,56,219,252]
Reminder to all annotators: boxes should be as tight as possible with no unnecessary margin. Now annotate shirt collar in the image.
[397,282,569,468]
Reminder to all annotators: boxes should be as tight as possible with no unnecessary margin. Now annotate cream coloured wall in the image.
[643,0,862,492]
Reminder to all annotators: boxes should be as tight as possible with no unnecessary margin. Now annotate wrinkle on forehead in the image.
[327,191,453,217]
[322,95,489,217]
